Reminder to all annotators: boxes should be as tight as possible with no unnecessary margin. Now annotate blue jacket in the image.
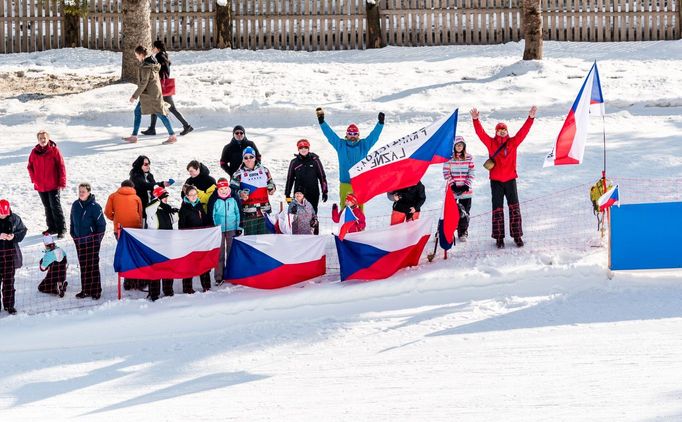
[70,194,106,239]
[320,121,383,183]
[208,192,240,232]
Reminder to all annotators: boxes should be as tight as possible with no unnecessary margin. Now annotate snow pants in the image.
[490,179,523,240]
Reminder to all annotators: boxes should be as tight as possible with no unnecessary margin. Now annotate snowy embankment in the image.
[0,41,681,420]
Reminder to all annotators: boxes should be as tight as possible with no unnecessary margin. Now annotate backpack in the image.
[589,177,613,214]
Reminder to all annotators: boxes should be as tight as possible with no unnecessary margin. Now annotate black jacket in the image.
[219,138,261,177]
[284,152,328,199]
[389,182,426,214]
[70,194,106,239]
[0,213,27,268]
[155,201,177,230]
[183,163,216,193]
[155,51,171,80]
[130,170,163,216]
[179,199,208,229]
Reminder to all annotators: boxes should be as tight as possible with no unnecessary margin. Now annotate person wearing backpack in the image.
[471,106,537,249]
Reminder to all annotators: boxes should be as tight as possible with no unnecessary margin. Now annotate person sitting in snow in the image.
[230,147,276,235]
[387,182,426,226]
[470,105,537,249]
[288,190,318,235]
[38,233,68,298]
[316,107,385,209]
[332,193,366,236]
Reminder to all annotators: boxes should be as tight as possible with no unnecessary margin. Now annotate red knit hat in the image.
[346,124,360,137]
[153,186,167,199]
[495,122,508,131]
[345,193,358,206]
[297,139,310,149]
[216,179,230,189]
[0,199,10,215]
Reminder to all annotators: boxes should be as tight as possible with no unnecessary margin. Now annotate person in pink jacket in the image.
[27,130,67,238]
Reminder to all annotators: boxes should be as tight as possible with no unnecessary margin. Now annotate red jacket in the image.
[473,117,534,182]
[27,140,67,192]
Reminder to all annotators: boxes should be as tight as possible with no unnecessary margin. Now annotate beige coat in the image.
[132,58,168,116]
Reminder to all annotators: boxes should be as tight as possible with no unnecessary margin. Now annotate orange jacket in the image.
[104,186,143,234]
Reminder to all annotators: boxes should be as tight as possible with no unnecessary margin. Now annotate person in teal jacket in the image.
[316,107,385,209]
[207,178,240,285]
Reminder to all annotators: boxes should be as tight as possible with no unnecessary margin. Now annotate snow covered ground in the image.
[1,40,682,420]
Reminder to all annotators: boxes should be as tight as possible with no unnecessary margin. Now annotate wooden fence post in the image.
[678,0,681,39]
[216,0,232,48]
[366,0,384,48]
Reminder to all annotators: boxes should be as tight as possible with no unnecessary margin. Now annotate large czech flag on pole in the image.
[544,62,604,167]
[114,227,221,279]
[349,109,458,204]
[335,217,432,281]
[225,234,326,289]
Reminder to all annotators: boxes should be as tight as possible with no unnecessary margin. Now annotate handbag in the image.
[160,78,176,96]
[484,140,508,171]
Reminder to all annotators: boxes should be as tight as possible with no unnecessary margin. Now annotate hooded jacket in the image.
[104,186,143,234]
[443,144,475,199]
[179,197,208,229]
[288,198,316,235]
[388,182,426,214]
[146,199,177,230]
[132,55,168,115]
[284,152,328,200]
[0,212,27,268]
[207,190,240,232]
[219,137,261,177]
[319,120,383,183]
[27,140,67,192]
[70,194,106,239]
[473,116,534,183]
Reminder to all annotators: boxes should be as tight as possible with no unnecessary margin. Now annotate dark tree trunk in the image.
[365,2,384,48]
[216,4,233,49]
[522,0,543,60]
[121,0,152,82]
[63,13,80,48]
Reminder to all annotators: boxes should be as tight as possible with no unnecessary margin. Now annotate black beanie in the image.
[233,125,245,135]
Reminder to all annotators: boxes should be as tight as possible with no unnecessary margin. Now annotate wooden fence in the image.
[0,0,680,53]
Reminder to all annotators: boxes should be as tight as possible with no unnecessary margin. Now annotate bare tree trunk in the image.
[63,13,80,48]
[366,1,384,48]
[216,3,233,48]
[522,0,543,60]
[121,0,152,82]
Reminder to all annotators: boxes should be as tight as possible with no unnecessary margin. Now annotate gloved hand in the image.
[286,196,292,204]
[234,229,243,237]
[332,203,338,212]
[322,192,328,202]
[167,178,175,185]
[453,185,468,194]
[310,217,319,228]
[290,205,298,215]
[378,112,385,124]
[171,207,180,214]
[316,107,325,124]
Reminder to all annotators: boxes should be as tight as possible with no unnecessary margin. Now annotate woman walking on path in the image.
[141,40,193,137]
[123,45,176,145]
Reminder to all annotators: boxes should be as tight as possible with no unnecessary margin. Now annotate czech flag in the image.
[438,186,459,251]
[114,227,221,279]
[544,62,604,167]
[335,217,432,281]
[597,184,620,211]
[349,109,458,203]
[225,234,326,289]
[338,206,360,240]
[265,209,293,234]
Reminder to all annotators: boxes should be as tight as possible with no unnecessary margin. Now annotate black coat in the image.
[219,138,261,177]
[130,170,164,216]
[179,199,208,229]
[70,194,106,239]
[284,152,328,199]
[155,201,177,230]
[389,182,426,214]
[155,51,171,80]
[183,163,216,194]
[0,213,27,268]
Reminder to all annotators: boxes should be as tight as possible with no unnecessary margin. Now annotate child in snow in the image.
[207,178,240,286]
[288,190,318,235]
[387,182,426,225]
[38,233,68,297]
[332,193,366,236]
[145,186,179,300]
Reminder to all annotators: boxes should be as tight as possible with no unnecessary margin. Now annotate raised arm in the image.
[511,106,537,147]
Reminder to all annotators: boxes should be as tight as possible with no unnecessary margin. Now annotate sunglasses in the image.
[243,155,255,160]
[143,162,150,166]
[298,146,309,150]
[346,132,359,137]
[234,131,244,135]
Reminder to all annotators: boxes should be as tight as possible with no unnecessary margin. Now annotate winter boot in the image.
[141,127,156,136]
[6,307,17,315]
[514,237,524,247]
[91,293,101,300]
[75,291,90,298]
[58,281,68,298]
[496,238,505,249]
[179,125,194,136]
[162,134,177,145]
